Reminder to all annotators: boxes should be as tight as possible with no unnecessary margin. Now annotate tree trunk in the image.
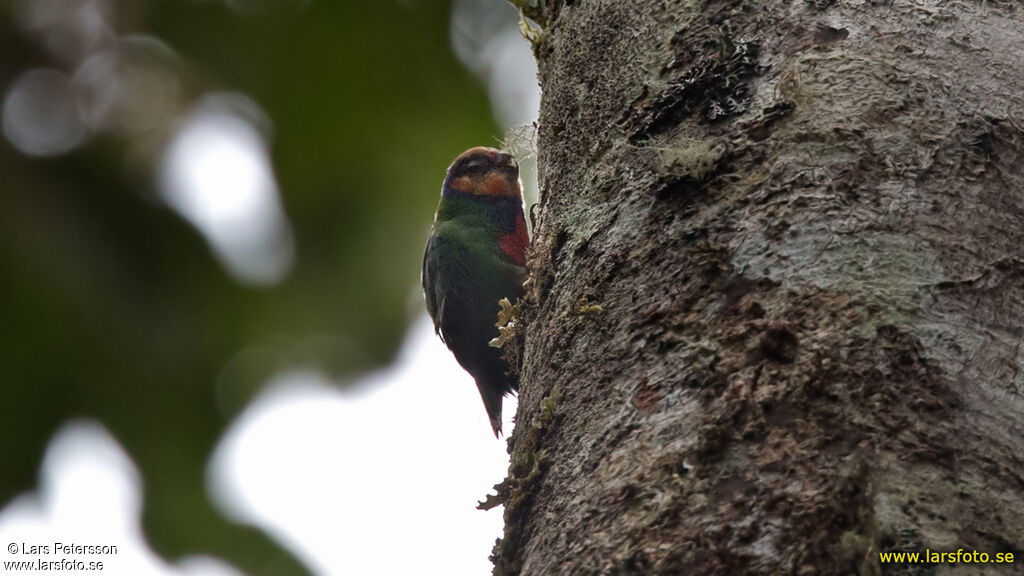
[494,1,1024,574]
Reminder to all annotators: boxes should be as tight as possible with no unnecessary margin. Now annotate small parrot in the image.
[422,147,529,437]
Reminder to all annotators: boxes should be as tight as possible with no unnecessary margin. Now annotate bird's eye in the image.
[455,159,491,176]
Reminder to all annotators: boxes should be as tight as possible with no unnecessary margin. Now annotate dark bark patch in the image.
[721,275,780,314]
[657,174,705,202]
[820,429,864,458]
[920,115,1024,185]
[713,474,754,501]
[627,38,762,142]
[552,228,569,263]
[764,400,801,427]
[648,142,732,212]
[631,377,662,413]
[695,422,732,462]
[743,101,796,142]
[814,24,849,46]
[630,301,669,327]
[806,0,835,10]
[760,325,799,363]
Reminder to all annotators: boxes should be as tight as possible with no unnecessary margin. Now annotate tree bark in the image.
[494,1,1024,574]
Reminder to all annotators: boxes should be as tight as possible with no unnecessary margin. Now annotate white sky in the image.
[159,94,296,286]
[208,316,516,575]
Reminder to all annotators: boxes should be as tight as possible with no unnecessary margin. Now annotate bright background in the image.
[0,0,540,574]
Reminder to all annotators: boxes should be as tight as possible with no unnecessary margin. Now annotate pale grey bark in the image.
[492,1,1024,574]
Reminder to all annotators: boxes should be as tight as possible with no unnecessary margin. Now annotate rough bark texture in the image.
[494,1,1024,574]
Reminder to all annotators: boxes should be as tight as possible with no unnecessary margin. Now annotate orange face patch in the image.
[480,172,518,198]
[448,176,474,193]
[450,172,521,198]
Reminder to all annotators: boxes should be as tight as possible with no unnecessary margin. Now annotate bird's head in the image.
[442,147,521,199]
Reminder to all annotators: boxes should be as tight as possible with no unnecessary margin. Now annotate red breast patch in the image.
[499,212,528,266]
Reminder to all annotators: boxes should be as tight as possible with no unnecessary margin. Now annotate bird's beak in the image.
[493,150,515,167]
[493,151,519,183]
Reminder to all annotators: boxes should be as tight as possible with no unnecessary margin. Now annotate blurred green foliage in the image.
[0,0,499,573]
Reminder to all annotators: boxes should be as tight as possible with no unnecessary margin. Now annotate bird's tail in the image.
[478,379,510,438]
